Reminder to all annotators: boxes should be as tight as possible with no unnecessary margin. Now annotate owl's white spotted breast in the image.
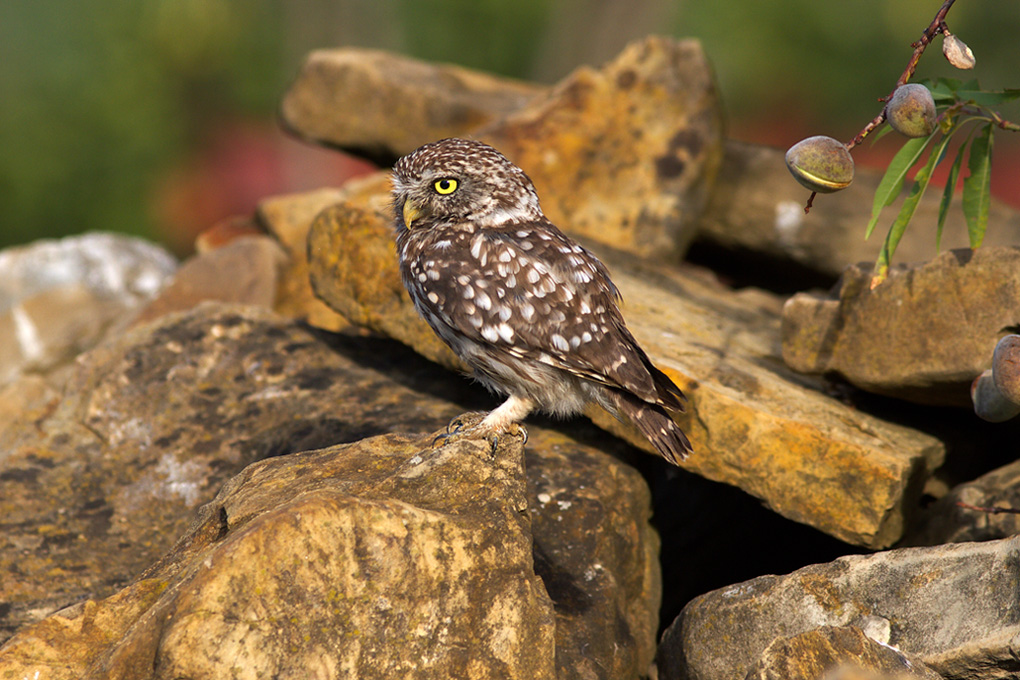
[398,217,667,407]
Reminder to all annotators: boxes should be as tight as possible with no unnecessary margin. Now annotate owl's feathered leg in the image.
[479,394,535,431]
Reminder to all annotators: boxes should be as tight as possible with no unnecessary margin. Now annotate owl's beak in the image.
[402,199,424,229]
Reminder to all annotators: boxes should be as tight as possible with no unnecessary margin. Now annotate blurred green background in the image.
[2,0,1018,255]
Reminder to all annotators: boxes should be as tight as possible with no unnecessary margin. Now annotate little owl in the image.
[391,138,691,464]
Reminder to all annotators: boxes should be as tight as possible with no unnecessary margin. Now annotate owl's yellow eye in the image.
[433,178,458,195]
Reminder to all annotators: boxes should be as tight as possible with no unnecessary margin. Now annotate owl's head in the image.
[391,138,543,232]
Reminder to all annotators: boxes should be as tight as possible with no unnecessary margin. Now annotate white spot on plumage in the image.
[457,274,471,285]
[498,306,512,321]
[464,286,475,299]
[417,273,427,283]
[580,300,591,314]
[481,326,499,342]
[570,335,581,349]
[526,269,541,284]
[427,292,439,304]
[551,334,569,351]
[427,270,440,281]
[521,302,535,320]
[470,235,483,259]
[497,323,514,342]
[581,331,592,343]
[476,291,492,310]
[498,249,513,263]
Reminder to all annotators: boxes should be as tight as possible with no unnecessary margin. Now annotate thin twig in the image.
[956,501,1020,515]
[844,0,958,152]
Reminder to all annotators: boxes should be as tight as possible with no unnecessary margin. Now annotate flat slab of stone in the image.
[657,536,1020,680]
[307,188,944,548]
[280,47,542,161]
[782,247,1020,406]
[697,141,1020,280]
[477,36,724,260]
[281,38,724,261]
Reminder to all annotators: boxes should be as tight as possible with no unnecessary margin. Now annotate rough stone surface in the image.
[0,432,560,680]
[744,625,943,680]
[131,235,287,325]
[280,48,543,161]
[782,247,1020,406]
[657,536,1020,680]
[282,38,723,262]
[477,35,724,260]
[0,303,661,679]
[0,233,176,385]
[908,454,1020,545]
[307,194,944,548]
[256,187,354,332]
[696,140,1020,280]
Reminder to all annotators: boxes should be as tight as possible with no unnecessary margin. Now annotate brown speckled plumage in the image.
[391,138,691,464]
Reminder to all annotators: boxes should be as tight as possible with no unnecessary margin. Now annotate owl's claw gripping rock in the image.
[446,412,488,434]
[431,414,528,453]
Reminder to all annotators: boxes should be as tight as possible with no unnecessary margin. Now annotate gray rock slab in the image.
[657,536,1020,680]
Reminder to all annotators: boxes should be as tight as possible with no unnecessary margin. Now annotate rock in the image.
[478,35,724,260]
[307,194,945,548]
[0,233,176,385]
[283,38,724,262]
[657,536,1020,680]
[255,187,353,332]
[695,140,1020,281]
[0,432,558,679]
[280,48,543,162]
[284,46,1020,281]
[194,215,266,253]
[0,303,661,678]
[131,235,288,326]
[782,247,1020,406]
[908,454,1020,544]
[745,625,943,680]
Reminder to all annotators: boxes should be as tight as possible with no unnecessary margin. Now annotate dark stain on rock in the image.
[0,467,40,483]
[293,369,335,392]
[532,540,592,616]
[616,69,637,90]
[655,155,686,180]
[655,129,706,180]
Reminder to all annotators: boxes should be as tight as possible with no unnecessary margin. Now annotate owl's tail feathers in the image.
[612,391,692,465]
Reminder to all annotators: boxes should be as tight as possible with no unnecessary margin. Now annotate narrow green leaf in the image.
[865,135,934,240]
[925,77,963,96]
[936,128,975,251]
[868,125,896,145]
[962,124,994,248]
[955,89,1020,107]
[876,134,953,272]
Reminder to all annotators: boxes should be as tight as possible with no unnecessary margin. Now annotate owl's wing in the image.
[409,220,685,412]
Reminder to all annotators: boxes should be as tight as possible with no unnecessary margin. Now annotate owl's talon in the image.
[446,412,487,435]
